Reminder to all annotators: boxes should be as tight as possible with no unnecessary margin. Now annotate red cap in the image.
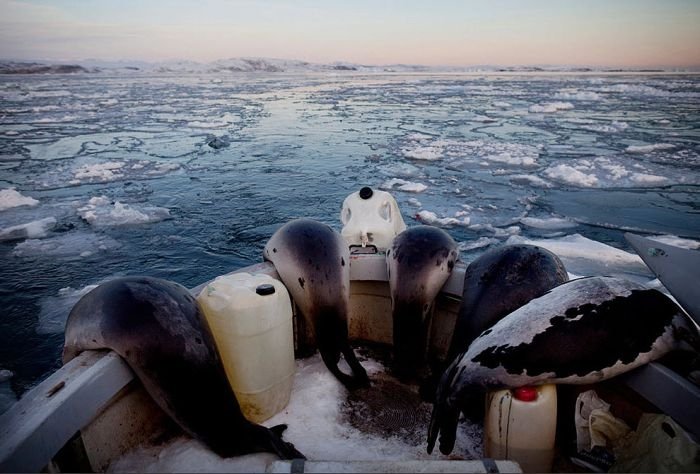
[513,386,538,402]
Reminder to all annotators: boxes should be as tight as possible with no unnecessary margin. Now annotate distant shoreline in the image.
[1,58,698,76]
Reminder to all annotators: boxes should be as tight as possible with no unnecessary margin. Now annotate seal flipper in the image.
[342,343,370,388]
[428,358,459,454]
[250,424,306,459]
[320,346,370,390]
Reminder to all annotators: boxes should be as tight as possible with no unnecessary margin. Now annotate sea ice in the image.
[648,234,700,250]
[506,234,651,280]
[520,216,577,230]
[528,102,574,113]
[0,217,57,242]
[543,164,599,187]
[78,196,171,227]
[415,210,470,227]
[0,188,39,211]
[508,174,554,188]
[553,90,602,101]
[399,135,540,169]
[458,237,500,252]
[37,284,100,334]
[0,370,17,416]
[12,232,120,258]
[380,179,427,193]
[625,143,676,154]
[402,145,443,161]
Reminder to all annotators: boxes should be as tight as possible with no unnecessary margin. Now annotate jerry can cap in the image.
[359,186,373,199]
[256,284,276,295]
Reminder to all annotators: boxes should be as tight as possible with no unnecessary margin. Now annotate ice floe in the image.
[648,234,700,250]
[579,121,628,133]
[37,284,100,334]
[0,188,39,211]
[416,210,470,227]
[380,178,427,193]
[506,234,650,280]
[78,196,171,227]
[543,164,599,187]
[520,216,577,230]
[0,217,57,242]
[12,232,120,258]
[625,143,676,154]
[458,237,500,252]
[508,174,554,188]
[0,369,17,416]
[542,157,680,188]
[399,135,541,168]
[528,102,574,113]
[553,90,602,101]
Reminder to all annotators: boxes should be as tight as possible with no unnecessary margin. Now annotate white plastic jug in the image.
[484,384,557,473]
[196,272,295,423]
[340,186,406,250]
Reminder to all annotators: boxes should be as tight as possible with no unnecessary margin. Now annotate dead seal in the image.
[428,276,698,455]
[263,218,369,390]
[387,225,458,380]
[449,243,569,361]
[64,276,304,459]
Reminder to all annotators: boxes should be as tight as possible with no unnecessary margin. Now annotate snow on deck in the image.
[108,353,482,472]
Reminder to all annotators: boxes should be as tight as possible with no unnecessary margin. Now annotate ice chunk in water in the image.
[78,196,170,227]
[37,284,100,334]
[13,232,120,258]
[0,217,56,241]
[506,234,651,280]
[0,188,39,211]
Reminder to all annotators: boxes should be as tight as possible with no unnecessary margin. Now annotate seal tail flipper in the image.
[427,404,460,455]
[254,425,306,460]
[427,358,463,455]
[320,348,369,390]
[342,343,370,388]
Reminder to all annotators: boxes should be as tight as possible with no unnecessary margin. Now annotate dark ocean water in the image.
[1,72,699,408]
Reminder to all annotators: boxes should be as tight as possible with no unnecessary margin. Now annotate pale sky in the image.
[1,0,699,67]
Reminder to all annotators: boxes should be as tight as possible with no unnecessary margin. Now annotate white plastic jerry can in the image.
[484,384,557,473]
[196,272,296,423]
[340,186,406,250]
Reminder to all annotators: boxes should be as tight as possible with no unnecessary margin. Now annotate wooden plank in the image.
[0,351,133,473]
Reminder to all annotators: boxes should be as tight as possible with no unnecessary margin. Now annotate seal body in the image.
[263,218,369,389]
[387,225,458,380]
[428,276,697,455]
[64,276,303,459]
[449,244,569,360]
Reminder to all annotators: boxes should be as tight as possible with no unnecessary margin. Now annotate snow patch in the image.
[109,354,482,471]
